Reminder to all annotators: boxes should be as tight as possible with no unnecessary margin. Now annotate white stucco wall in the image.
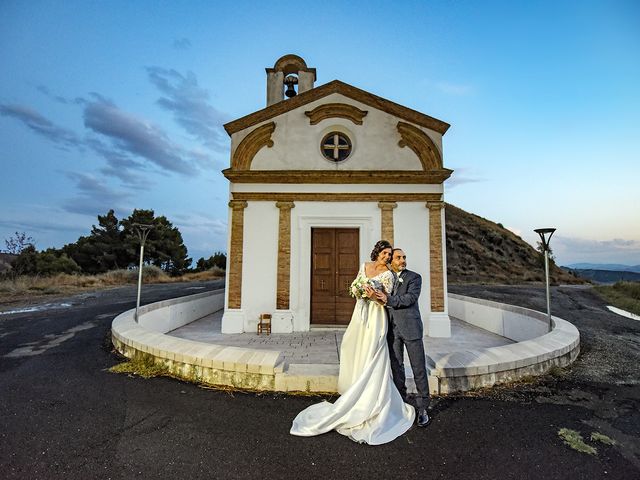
[234,93,443,171]
[238,201,279,332]
[393,202,431,329]
[222,90,450,335]
[222,196,452,335]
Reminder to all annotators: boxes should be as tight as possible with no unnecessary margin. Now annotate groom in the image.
[375,248,431,427]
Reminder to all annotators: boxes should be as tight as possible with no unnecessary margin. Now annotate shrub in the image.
[100,266,168,284]
[594,281,640,316]
[12,246,81,276]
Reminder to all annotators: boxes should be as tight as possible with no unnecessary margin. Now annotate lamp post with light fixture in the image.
[132,223,153,322]
[534,228,556,332]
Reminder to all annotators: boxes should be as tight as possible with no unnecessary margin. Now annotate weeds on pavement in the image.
[558,428,597,455]
[590,432,617,446]
[108,358,169,379]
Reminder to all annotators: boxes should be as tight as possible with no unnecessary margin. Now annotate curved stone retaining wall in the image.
[112,291,581,395]
[111,290,285,391]
[430,294,580,393]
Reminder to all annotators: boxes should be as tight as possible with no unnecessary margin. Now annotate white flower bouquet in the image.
[349,275,385,299]
[349,274,368,299]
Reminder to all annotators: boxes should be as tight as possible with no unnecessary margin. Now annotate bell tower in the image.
[266,54,316,106]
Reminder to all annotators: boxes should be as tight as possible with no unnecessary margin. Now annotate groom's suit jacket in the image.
[385,269,423,341]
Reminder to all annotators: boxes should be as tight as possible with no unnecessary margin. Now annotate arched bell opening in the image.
[266,54,316,106]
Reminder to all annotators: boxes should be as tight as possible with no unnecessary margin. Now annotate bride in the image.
[290,240,415,445]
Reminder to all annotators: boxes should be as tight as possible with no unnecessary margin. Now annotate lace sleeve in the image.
[379,271,395,294]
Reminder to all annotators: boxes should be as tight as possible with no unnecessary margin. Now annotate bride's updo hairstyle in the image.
[370,240,392,261]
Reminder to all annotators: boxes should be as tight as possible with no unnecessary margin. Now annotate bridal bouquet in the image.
[349,274,368,299]
[349,275,384,300]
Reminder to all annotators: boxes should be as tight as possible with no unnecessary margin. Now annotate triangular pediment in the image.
[224,80,450,136]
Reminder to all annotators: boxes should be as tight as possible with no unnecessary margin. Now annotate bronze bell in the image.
[284,75,298,98]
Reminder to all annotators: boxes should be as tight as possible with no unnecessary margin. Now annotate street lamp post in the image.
[534,227,556,332]
[133,223,153,322]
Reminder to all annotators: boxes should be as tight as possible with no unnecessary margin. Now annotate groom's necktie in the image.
[392,271,402,295]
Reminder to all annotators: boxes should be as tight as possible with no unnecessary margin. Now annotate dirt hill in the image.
[445,203,583,285]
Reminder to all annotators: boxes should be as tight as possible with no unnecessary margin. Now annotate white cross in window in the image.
[323,134,350,160]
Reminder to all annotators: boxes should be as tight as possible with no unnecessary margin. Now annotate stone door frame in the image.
[294,215,373,331]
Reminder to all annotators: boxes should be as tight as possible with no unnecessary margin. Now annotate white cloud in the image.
[83,95,201,176]
[146,67,230,151]
[171,212,228,258]
[62,172,133,216]
[552,235,640,266]
[445,166,486,188]
[506,226,522,236]
[0,103,81,149]
[173,38,191,50]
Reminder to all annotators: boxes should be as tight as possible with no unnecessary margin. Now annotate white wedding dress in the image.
[290,264,415,445]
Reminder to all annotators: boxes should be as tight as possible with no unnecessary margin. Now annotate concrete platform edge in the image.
[111,291,581,395]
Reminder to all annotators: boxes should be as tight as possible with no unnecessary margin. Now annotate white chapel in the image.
[221,54,453,337]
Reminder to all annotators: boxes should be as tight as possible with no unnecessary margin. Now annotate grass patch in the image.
[109,358,169,379]
[594,281,640,316]
[591,432,617,446]
[0,267,224,306]
[558,428,597,455]
[546,365,568,378]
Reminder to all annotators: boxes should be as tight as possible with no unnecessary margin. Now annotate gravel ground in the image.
[449,284,640,385]
[1,282,638,478]
[447,284,640,469]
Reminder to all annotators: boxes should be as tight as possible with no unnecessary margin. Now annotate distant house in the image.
[220,54,453,337]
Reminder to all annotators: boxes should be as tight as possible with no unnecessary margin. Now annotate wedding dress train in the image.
[290,266,415,445]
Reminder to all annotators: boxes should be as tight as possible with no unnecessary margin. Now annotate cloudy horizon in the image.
[1,1,638,266]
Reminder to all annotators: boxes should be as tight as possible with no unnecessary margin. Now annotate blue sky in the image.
[1,0,639,266]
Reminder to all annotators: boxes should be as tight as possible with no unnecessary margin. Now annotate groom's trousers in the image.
[387,328,431,409]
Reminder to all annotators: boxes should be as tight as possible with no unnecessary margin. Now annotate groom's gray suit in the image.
[385,269,431,409]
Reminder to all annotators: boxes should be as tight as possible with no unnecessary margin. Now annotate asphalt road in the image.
[0,282,638,479]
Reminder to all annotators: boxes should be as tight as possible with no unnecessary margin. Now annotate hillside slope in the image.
[445,203,582,285]
[566,269,640,284]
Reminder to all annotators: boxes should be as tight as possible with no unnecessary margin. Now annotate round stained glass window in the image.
[321,132,352,162]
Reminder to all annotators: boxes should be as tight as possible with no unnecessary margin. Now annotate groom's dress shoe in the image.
[417,409,430,427]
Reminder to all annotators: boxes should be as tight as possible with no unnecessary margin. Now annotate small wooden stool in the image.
[257,313,272,335]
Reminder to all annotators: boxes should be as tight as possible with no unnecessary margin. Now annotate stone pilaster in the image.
[297,71,315,94]
[266,71,284,106]
[275,201,295,310]
[227,200,248,309]
[426,201,445,312]
[378,201,397,244]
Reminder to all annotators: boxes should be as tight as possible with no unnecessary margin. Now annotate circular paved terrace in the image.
[111,289,580,394]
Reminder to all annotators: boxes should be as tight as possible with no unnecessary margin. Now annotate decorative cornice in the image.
[224,80,450,136]
[275,201,295,210]
[231,122,276,171]
[426,200,444,211]
[222,169,453,184]
[304,103,368,125]
[228,200,249,210]
[397,121,443,171]
[231,192,442,202]
[377,201,398,210]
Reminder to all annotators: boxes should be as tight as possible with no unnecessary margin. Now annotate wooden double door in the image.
[311,228,359,325]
